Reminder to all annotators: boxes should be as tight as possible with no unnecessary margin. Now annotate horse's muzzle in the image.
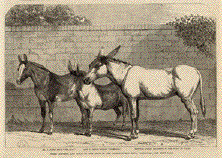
[83,77,91,85]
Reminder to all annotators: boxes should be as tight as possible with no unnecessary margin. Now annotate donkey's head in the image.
[83,45,121,85]
[16,54,32,85]
[67,60,86,97]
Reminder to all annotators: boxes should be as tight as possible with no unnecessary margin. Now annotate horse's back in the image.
[124,65,200,98]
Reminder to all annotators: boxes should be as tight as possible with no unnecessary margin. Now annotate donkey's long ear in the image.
[23,54,28,63]
[76,64,80,75]
[18,55,22,62]
[68,60,74,72]
[106,45,121,58]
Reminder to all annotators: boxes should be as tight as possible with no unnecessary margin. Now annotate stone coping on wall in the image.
[5,24,174,32]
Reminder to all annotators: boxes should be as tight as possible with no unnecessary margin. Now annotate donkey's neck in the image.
[107,61,132,86]
[30,66,50,88]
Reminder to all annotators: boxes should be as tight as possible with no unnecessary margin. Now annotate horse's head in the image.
[83,45,121,85]
[16,54,32,85]
[67,60,86,97]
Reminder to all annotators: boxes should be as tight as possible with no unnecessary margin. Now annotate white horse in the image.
[83,45,206,141]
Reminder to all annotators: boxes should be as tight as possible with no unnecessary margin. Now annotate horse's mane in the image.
[100,56,131,66]
[30,61,50,72]
[109,57,131,65]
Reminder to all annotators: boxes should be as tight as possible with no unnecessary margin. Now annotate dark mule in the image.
[16,54,88,134]
[68,61,129,136]
[83,45,206,140]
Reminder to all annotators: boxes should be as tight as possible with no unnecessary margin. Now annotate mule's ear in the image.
[97,51,101,57]
[18,55,22,62]
[76,64,80,75]
[68,60,74,72]
[23,54,28,63]
[107,45,121,58]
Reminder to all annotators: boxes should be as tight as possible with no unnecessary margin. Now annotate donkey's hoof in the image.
[48,132,53,135]
[120,126,125,131]
[126,136,132,141]
[186,133,195,140]
[38,129,44,133]
[84,132,92,137]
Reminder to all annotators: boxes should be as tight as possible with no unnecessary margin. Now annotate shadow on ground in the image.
[6,119,216,141]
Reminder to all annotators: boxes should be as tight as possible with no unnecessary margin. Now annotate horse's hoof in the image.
[135,130,140,135]
[131,135,138,139]
[130,134,138,139]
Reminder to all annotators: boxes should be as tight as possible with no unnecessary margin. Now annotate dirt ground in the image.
[5,119,216,149]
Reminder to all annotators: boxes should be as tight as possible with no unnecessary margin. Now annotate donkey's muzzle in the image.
[83,77,91,85]
[16,79,21,85]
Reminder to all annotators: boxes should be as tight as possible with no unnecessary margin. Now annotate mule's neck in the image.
[106,61,132,86]
[30,64,51,88]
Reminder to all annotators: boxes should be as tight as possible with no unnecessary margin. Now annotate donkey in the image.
[16,54,90,134]
[83,45,206,141]
[68,61,129,136]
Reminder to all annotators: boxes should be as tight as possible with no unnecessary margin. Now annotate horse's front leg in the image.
[39,100,46,133]
[127,98,138,141]
[135,99,140,135]
[48,101,55,135]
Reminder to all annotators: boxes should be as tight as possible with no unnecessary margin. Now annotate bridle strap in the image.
[121,65,133,88]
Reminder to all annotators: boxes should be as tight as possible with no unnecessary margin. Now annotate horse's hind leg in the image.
[113,107,122,126]
[39,100,46,133]
[181,98,199,139]
[48,101,55,135]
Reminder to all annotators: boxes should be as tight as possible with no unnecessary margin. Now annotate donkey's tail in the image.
[198,70,206,117]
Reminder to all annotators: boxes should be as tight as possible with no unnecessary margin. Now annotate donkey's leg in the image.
[84,108,94,137]
[76,99,86,127]
[113,107,122,126]
[181,98,199,139]
[39,100,47,133]
[48,101,55,135]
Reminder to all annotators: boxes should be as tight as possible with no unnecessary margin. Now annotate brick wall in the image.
[5,24,216,123]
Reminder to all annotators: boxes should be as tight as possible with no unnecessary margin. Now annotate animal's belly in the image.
[140,82,174,99]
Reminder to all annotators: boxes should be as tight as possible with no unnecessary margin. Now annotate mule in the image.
[83,45,206,140]
[68,61,129,136]
[16,54,91,134]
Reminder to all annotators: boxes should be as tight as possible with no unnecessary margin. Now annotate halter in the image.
[121,65,133,87]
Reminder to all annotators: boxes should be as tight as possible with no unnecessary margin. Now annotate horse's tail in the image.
[198,70,206,117]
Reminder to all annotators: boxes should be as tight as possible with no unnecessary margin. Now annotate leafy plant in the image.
[5,4,91,26]
[168,15,216,57]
